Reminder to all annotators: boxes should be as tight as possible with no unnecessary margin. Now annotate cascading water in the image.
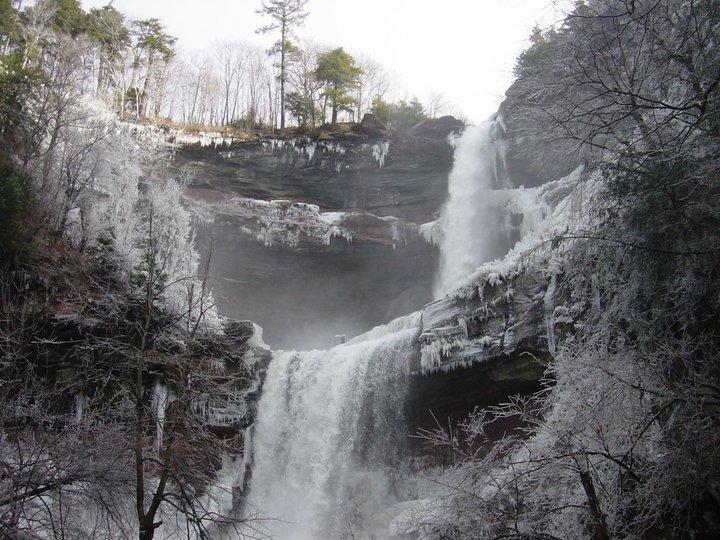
[434,118,511,298]
[246,313,421,539]
[243,117,520,538]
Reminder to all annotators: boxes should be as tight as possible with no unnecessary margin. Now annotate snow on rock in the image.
[186,192,431,249]
[416,165,592,374]
[452,165,589,301]
[420,219,442,246]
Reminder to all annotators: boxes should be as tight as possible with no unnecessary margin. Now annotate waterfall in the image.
[434,118,511,298]
[244,117,518,538]
[246,312,421,539]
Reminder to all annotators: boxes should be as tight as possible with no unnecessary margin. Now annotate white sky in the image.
[81,0,568,122]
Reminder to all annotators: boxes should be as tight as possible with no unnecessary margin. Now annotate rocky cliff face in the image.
[498,82,582,188]
[175,134,454,222]
[405,268,560,457]
[173,118,461,348]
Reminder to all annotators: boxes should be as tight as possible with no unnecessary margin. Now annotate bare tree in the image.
[426,91,452,119]
[354,53,396,121]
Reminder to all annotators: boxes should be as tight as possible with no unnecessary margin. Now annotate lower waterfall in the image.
[247,313,421,539]
[434,119,510,298]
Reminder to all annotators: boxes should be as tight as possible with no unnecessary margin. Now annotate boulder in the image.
[359,113,389,139]
[407,115,464,139]
[223,319,256,345]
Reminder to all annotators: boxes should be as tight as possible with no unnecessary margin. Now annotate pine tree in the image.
[131,19,176,118]
[315,47,361,124]
[256,0,310,132]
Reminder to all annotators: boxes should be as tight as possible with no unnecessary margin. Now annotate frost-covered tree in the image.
[0,6,257,536]
[412,1,720,537]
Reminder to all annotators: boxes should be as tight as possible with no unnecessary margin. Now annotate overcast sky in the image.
[81,0,568,122]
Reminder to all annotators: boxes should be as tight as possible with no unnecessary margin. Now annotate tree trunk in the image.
[280,20,286,132]
[139,53,155,119]
[579,467,611,540]
[331,82,338,124]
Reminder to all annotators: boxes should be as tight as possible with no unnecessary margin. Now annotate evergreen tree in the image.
[256,0,310,131]
[285,90,316,128]
[370,95,392,125]
[315,47,361,124]
[131,19,176,118]
[51,0,88,37]
[370,96,427,132]
[389,97,426,131]
[87,5,130,94]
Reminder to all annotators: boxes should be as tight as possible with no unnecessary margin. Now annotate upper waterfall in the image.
[434,119,511,298]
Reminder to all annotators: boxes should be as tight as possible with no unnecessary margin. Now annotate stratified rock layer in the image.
[173,129,459,348]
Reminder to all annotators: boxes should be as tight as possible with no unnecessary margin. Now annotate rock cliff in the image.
[172,120,462,348]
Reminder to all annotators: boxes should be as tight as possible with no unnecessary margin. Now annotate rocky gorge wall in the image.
[173,117,462,348]
[169,112,565,435]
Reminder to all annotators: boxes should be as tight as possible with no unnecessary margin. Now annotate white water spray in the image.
[246,313,421,539]
[434,119,510,298]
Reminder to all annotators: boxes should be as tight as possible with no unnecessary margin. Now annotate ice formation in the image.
[187,193,432,249]
[371,141,390,167]
[420,219,442,246]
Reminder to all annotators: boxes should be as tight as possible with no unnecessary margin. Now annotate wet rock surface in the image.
[404,270,567,454]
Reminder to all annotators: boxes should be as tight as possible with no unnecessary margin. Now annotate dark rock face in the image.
[359,113,389,139]
[408,115,465,139]
[173,134,454,223]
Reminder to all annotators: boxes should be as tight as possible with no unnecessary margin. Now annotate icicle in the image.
[371,141,390,167]
[240,423,254,492]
